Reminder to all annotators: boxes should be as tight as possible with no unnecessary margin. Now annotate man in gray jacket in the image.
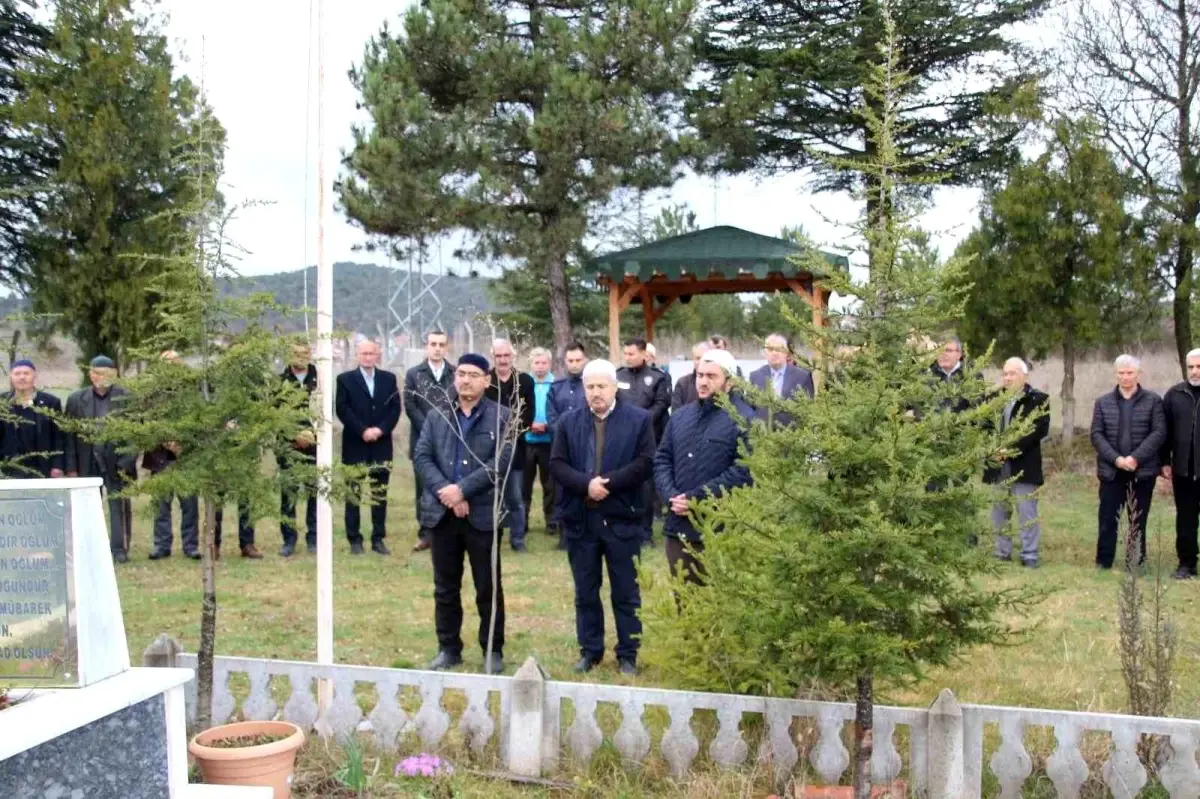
[413,353,513,675]
[1090,354,1167,570]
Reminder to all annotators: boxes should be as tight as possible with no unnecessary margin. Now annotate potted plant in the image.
[796,781,906,798]
[189,720,305,799]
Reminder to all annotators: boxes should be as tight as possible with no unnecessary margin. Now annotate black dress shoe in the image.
[618,659,638,676]
[573,656,601,674]
[350,542,365,555]
[306,541,316,554]
[279,543,296,557]
[371,541,392,556]
[185,550,201,560]
[483,653,505,675]
[511,542,527,553]
[113,551,129,564]
[428,650,462,671]
[148,549,171,560]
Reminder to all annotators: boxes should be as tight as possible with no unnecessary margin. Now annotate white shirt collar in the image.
[593,401,617,420]
[428,359,445,377]
[360,366,375,380]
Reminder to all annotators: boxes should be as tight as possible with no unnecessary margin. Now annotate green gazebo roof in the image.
[587,225,849,284]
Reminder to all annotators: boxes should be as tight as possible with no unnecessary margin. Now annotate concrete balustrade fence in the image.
[145,641,1200,797]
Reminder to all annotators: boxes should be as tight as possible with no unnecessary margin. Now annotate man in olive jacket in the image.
[1090,354,1167,570]
[1159,348,1200,579]
[984,358,1050,568]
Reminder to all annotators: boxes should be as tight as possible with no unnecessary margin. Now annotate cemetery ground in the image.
[107,455,1200,797]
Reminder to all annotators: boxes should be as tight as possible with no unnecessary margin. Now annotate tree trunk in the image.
[195,497,218,730]
[1173,236,1194,378]
[853,672,874,799]
[1061,320,1077,441]
[545,246,574,367]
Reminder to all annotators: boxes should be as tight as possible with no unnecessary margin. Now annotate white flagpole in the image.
[314,0,335,730]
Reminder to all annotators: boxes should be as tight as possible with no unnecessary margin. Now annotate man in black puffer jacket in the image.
[1159,349,1200,579]
[654,348,753,584]
[1090,354,1167,570]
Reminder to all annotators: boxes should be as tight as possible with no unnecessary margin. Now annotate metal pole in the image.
[314,0,335,730]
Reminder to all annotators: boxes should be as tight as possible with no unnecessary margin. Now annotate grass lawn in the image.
[116,465,1200,797]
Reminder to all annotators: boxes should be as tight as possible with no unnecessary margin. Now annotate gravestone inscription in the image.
[0,490,75,686]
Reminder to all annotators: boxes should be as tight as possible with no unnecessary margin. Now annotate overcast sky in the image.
[164,0,985,279]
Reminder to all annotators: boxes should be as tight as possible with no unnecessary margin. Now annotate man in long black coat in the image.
[335,339,401,555]
[1159,347,1200,579]
[485,338,535,552]
[404,329,455,552]
[616,337,670,545]
[0,359,64,478]
[278,342,318,556]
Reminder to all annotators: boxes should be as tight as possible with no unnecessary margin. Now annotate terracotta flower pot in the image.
[796,780,906,798]
[189,719,306,799]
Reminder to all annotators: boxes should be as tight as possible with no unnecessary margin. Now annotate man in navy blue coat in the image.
[546,341,588,429]
[335,339,401,555]
[654,348,753,584]
[550,359,655,675]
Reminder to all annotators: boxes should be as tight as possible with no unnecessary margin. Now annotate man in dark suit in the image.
[616,337,670,545]
[413,353,513,675]
[670,342,710,412]
[985,357,1050,568]
[748,333,815,425]
[485,338,535,552]
[550,359,655,676]
[404,329,455,553]
[65,355,137,563]
[0,359,64,479]
[335,339,401,555]
[278,341,318,557]
[143,350,199,561]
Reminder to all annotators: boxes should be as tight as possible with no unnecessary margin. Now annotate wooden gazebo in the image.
[587,225,850,359]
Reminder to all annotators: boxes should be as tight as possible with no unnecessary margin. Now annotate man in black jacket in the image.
[550,359,655,676]
[278,342,318,557]
[1,359,64,479]
[617,337,670,545]
[984,358,1050,567]
[1159,348,1200,579]
[404,329,455,552]
[485,338,535,552]
[546,342,588,429]
[654,348,753,584]
[1090,354,1167,570]
[670,342,709,412]
[335,339,401,555]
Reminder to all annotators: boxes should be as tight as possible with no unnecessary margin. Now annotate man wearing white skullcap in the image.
[551,357,655,675]
[654,346,753,584]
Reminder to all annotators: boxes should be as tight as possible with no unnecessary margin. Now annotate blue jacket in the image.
[547,374,586,429]
[654,394,754,542]
[549,401,655,530]
[335,367,401,465]
[413,398,513,532]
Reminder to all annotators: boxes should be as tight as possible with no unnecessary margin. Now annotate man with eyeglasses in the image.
[749,333,813,425]
[414,353,514,675]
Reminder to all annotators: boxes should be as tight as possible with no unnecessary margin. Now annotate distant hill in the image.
[220,262,497,335]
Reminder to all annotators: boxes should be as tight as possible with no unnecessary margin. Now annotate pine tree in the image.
[338,0,697,359]
[692,0,1048,270]
[10,0,224,370]
[642,18,1039,797]
[955,119,1159,440]
[0,0,51,282]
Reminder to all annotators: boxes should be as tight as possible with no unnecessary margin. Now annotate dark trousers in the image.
[1097,474,1153,568]
[279,455,317,547]
[431,514,505,656]
[413,464,431,542]
[641,481,657,543]
[213,499,254,549]
[345,465,391,544]
[153,493,199,554]
[566,512,642,662]
[522,441,556,531]
[665,535,706,585]
[1174,475,1200,574]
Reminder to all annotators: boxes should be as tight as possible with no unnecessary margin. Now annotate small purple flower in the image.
[395,753,454,778]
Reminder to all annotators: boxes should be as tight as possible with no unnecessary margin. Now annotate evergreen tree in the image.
[692,0,1048,269]
[642,21,1038,798]
[338,0,698,359]
[10,0,224,370]
[0,0,51,282]
[956,119,1159,440]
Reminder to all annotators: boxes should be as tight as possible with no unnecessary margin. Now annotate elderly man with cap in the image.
[413,352,514,675]
[550,359,655,675]
[65,355,137,563]
[654,348,754,583]
[0,358,65,478]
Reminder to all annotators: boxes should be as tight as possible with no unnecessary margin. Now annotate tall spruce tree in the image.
[642,20,1037,798]
[338,0,697,359]
[955,120,1159,440]
[10,0,223,370]
[0,0,51,281]
[692,0,1049,270]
